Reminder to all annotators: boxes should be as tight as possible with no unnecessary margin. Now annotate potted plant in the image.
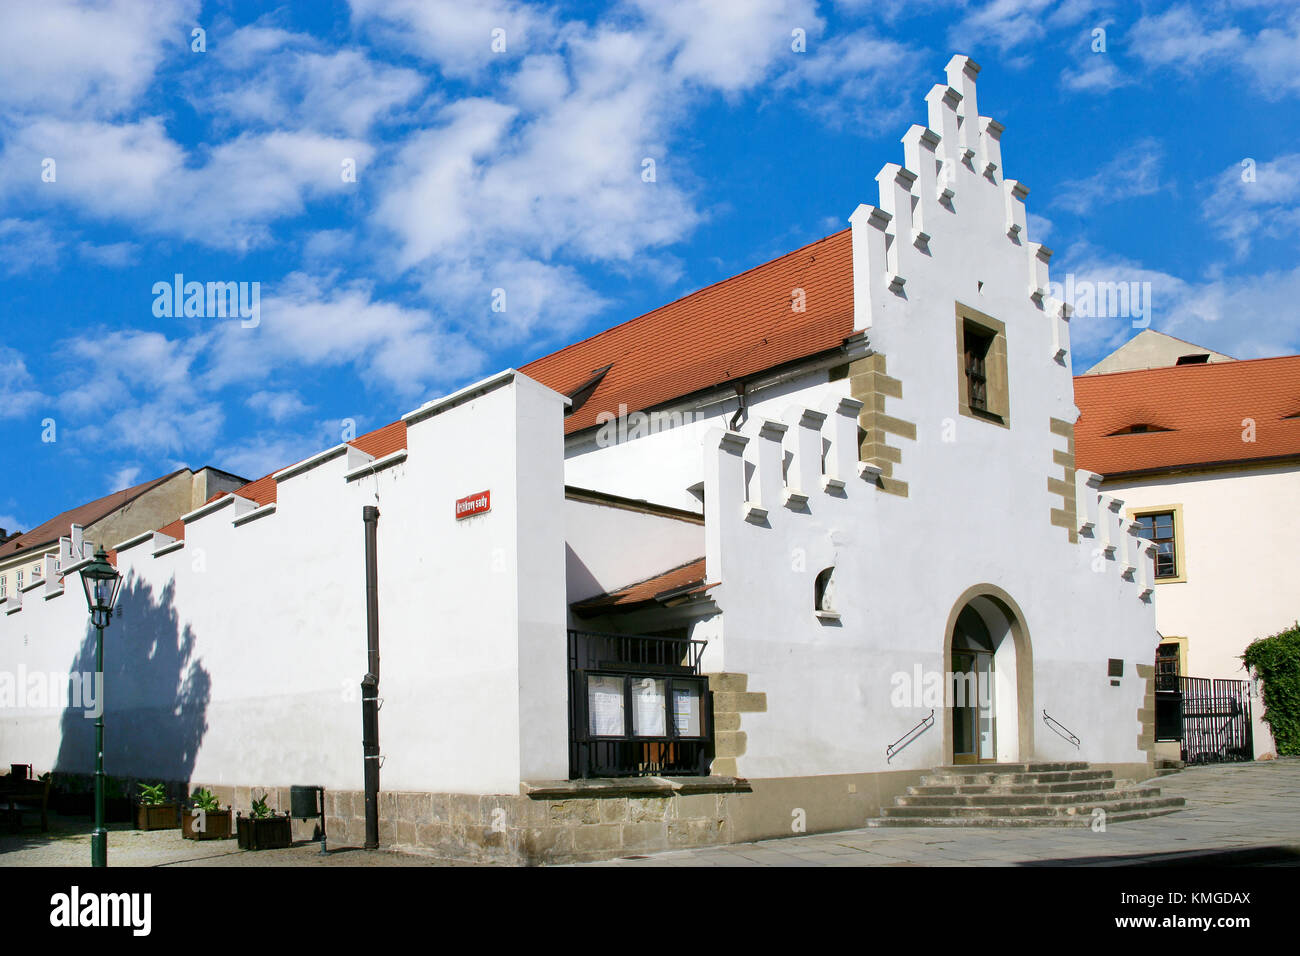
[236,793,292,850]
[135,781,180,830]
[181,788,234,840]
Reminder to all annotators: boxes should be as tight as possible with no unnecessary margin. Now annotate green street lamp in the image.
[79,547,122,868]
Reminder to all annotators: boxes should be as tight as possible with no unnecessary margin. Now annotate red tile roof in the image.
[0,470,183,561]
[1074,355,1300,477]
[572,557,711,613]
[136,233,856,537]
[522,230,856,434]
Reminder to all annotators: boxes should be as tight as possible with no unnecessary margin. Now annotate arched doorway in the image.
[942,585,1033,765]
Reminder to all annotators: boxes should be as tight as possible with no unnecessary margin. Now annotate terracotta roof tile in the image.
[1074,355,1300,476]
[572,557,711,612]
[522,230,856,434]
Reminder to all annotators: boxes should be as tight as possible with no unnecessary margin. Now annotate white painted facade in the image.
[1102,463,1297,757]
[0,57,1165,834]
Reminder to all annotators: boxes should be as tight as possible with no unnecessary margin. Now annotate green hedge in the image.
[1242,622,1300,756]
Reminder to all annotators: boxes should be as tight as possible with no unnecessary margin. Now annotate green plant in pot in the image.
[135,781,180,831]
[236,791,292,851]
[181,787,234,841]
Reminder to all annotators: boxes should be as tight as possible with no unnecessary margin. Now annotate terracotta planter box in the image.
[136,803,180,830]
[182,808,234,840]
[236,814,292,851]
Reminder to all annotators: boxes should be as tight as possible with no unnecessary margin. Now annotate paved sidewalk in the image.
[587,760,1300,867]
[2,760,1294,866]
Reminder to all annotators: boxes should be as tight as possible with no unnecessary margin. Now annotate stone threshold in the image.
[522,775,751,800]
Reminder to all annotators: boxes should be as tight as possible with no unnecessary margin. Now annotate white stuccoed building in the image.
[0,56,1179,862]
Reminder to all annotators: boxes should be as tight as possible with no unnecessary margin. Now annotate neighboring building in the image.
[1083,329,1234,375]
[1,57,1179,862]
[0,467,246,606]
[1075,350,1300,760]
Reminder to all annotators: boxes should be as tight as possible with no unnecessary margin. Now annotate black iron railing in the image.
[568,630,714,779]
[1042,709,1081,748]
[886,709,934,761]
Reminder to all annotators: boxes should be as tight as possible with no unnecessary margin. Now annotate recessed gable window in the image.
[1108,423,1174,436]
[814,567,836,613]
[955,304,1009,427]
[1175,353,1210,365]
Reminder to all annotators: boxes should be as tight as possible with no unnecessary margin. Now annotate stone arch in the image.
[941,583,1034,764]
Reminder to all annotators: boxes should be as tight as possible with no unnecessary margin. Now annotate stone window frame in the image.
[955,303,1010,428]
[1128,503,1188,585]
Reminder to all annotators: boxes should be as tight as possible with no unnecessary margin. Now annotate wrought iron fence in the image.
[568,629,714,779]
[1177,676,1254,764]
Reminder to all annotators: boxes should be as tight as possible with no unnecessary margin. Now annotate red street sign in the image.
[455,490,491,520]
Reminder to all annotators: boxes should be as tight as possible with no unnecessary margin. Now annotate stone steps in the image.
[866,761,1185,828]
[909,778,1122,796]
[895,786,1161,808]
[867,806,1184,828]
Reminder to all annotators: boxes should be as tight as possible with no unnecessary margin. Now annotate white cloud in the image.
[1203,153,1300,257]
[106,465,142,492]
[203,274,486,399]
[0,347,44,420]
[1060,53,1134,93]
[1058,241,1300,364]
[777,29,926,133]
[630,0,822,93]
[78,240,139,267]
[1127,5,1300,98]
[348,0,557,78]
[1055,137,1166,214]
[0,218,61,275]
[0,0,198,121]
[1128,6,1245,72]
[246,390,311,423]
[949,0,1055,54]
[0,119,373,251]
[211,431,328,481]
[205,29,426,137]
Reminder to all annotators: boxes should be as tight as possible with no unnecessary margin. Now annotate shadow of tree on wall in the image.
[53,572,209,792]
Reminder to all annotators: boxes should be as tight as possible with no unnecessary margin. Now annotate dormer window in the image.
[1107,423,1174,436]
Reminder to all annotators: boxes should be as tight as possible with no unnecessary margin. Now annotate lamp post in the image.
[79,547,122,868]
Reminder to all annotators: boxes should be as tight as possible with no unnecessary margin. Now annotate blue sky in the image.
[2,0,1298,532]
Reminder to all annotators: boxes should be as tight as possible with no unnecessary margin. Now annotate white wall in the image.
[564,499,703,603]
[1104,463,1299,756]
[0,371,571,795]
[560,56,1159,779]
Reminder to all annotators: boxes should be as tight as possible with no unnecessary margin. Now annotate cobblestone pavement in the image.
[1,760,1295,867]
[588,760,1300,867]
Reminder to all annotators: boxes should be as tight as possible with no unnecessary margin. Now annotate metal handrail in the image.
[1042,709,1080,748]
[886,709,935,759]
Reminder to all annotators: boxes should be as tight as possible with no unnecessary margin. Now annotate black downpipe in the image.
[361,505,381,850]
